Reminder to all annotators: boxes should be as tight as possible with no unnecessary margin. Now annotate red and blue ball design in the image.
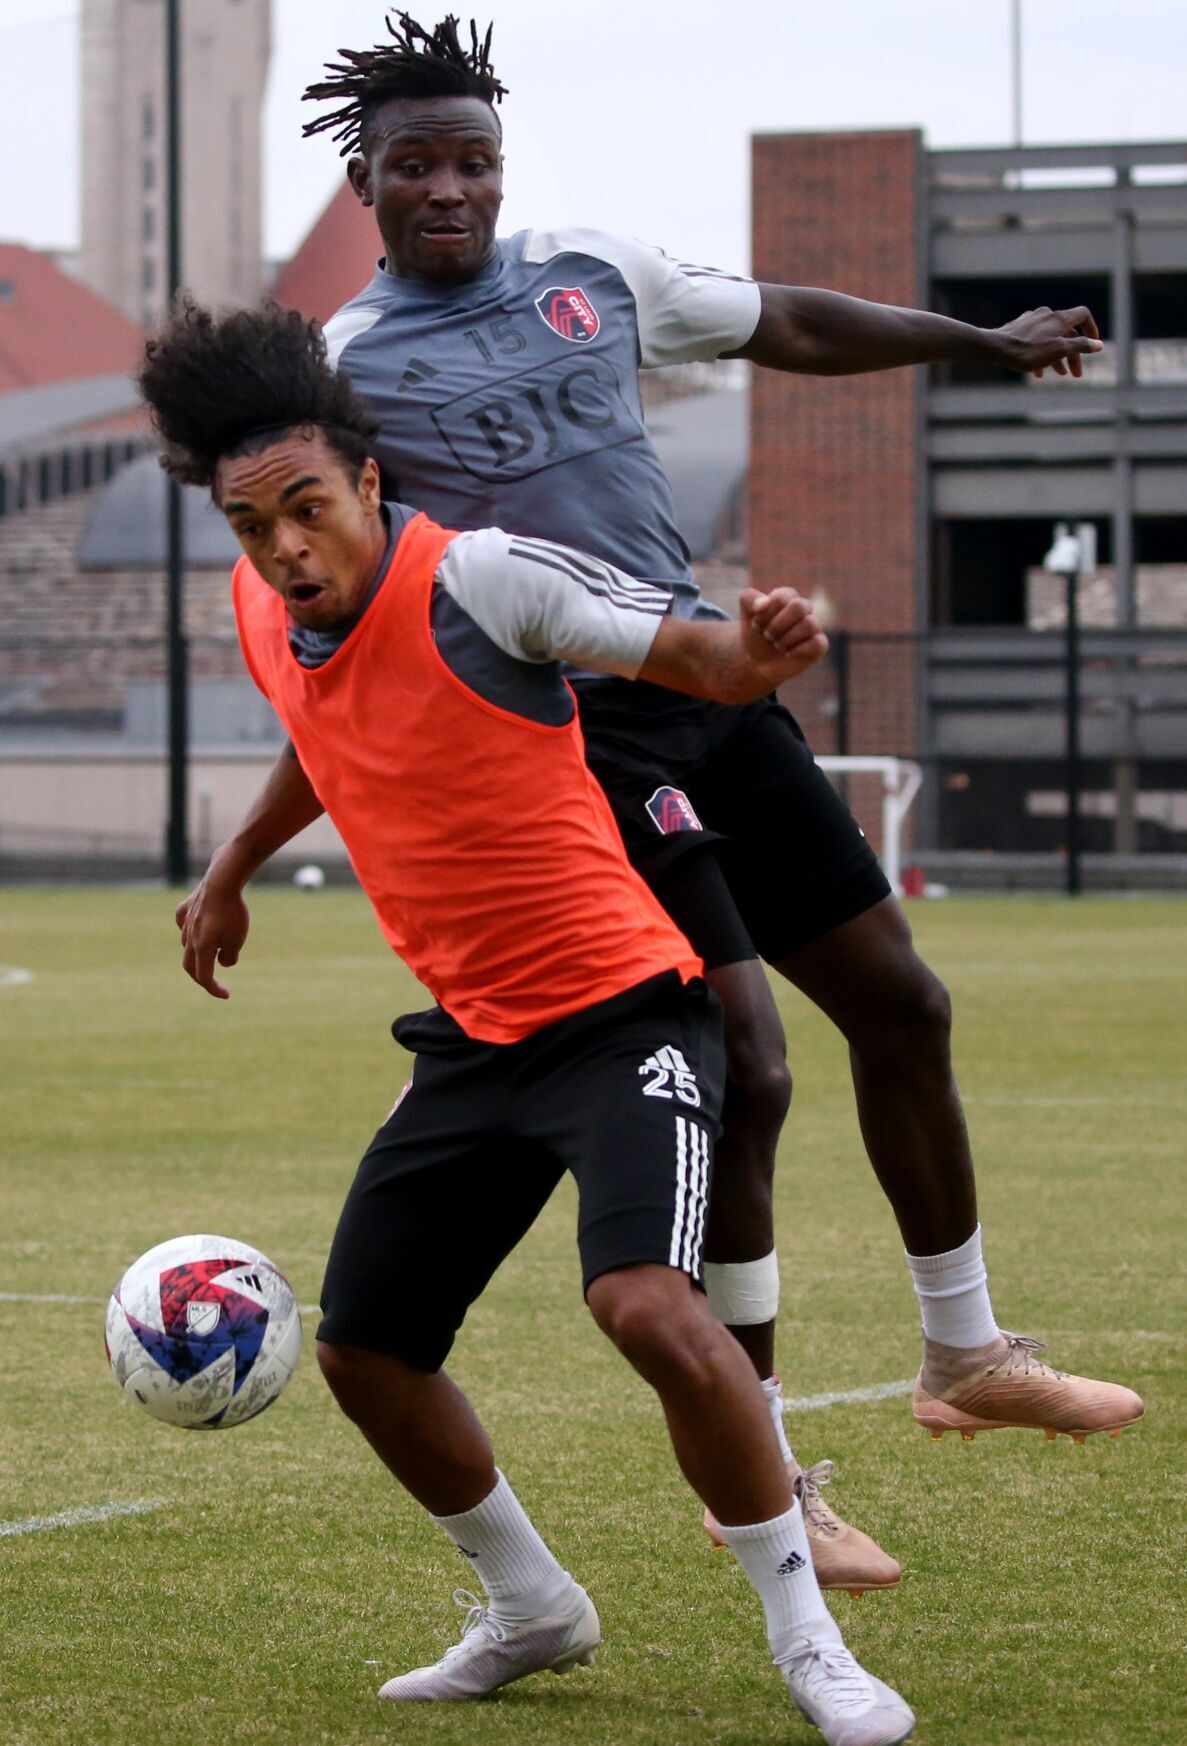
[105,1235,301,1430]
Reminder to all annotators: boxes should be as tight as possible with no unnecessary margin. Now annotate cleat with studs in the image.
[377,1586,600,1702]
[780,1637,915,1746]
[705,1458,901,1594]
[912,1331,1144,1443]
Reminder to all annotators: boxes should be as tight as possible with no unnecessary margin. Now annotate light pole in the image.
[1043,522,1096,896]
[163,0,189,885]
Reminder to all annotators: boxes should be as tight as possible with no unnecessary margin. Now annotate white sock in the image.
[761,1375,794,1464]
[721,1499,841,1661]
[432,1471,575,1622]
[906,1223,1000,1349]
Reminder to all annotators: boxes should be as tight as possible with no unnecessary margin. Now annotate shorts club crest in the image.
[534,287,601,343]
[645,786,703,835]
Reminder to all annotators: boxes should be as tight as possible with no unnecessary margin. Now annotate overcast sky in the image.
[1,1,1184,275]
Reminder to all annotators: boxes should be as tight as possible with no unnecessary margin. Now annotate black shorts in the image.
[317,971,725,1373]
[576,679,891,968]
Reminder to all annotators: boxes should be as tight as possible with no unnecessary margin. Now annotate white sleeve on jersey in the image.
[521,227,762,368]
[322,301,382,369]
[435,527,669,677]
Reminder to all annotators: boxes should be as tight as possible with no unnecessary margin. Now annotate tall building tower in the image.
[78,0,271,328]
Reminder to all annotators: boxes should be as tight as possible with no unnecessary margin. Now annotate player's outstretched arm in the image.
[439,530,824,706]
[727,286,1103,379]
[175,743,325,999]
[638,589,828,706]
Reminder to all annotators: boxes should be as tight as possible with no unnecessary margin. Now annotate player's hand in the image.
[996,305,1103,379]
[175,867,250,1000]
[739,587,829,678]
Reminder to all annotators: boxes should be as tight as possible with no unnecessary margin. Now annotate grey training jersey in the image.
[324,228,760,616]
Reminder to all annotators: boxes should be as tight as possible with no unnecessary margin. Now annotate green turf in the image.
[1,889,1184,1745]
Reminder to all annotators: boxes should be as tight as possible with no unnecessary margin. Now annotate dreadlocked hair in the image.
[302,11,507,158]
[138,301,380,494]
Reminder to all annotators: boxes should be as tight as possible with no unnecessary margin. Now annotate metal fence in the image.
[781,626,1187,886]
[2,625,1187,887]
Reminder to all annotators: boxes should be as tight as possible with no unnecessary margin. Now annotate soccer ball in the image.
[105,1234,302,1430]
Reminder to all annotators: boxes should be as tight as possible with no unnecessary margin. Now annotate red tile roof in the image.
[272,180,381,325]
[0,243,142,393]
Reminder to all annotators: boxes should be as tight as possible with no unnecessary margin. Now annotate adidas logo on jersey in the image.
[776,1550,807,1577]
[639,1045,701,1107]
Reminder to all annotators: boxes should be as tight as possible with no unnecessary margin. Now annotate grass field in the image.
[1,888,1184,1746]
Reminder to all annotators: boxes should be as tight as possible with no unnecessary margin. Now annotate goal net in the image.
[815,757,924,895]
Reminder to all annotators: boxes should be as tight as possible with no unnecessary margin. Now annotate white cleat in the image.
[780,1636,915,1746]
[377,1585,600,1702]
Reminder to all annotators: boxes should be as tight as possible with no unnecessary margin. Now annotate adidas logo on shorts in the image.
[639,1044,701,1107]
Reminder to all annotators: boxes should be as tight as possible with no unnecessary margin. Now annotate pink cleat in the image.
[704,1459,901,1596]
[913,1332,1144,1442]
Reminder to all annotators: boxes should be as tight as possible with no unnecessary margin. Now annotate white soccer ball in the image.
[293,864,326,890]
[105,1234,302,1430]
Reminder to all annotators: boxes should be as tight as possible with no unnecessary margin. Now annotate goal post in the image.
[815,757,924,895]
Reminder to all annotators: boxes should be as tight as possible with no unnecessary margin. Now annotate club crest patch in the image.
[533,286,600,343]
[645,786,703,835]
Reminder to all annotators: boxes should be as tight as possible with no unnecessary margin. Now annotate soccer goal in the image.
[815,757,924,895]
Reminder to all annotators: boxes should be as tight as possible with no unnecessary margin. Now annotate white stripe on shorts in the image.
[680,1124,701,1278]
[671,1116,709,1276]
[670,1116,690,1268]
[690,1123,709,1275]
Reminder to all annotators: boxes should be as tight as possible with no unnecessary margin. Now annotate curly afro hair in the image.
[138,300,379,495]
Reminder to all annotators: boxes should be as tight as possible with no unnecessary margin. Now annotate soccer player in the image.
[291,13,1142,1548]
[142,299,913,1745]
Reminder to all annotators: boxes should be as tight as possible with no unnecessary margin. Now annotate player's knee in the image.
[915,962,953,1041]
[589,1269,719,1388]
[729,1052,792,1132]
[586,1268,651,1349]
[889,956,951,1046]
[853,955,952,1067]
[724,1034,792,1136]
[316,1339,369,1416]
[316,1338,350,1391]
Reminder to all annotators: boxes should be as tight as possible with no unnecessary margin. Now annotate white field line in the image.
[0,1292,914,1410]
[782,1378,915,1413]
[0,965,34,989]
[964,1094,1186,1109]
[0,1292,106,1305]
[1,1498,169,1539]
[0,1294,914,1414]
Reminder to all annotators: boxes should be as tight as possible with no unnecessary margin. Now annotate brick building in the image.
[749,131,1187,867]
